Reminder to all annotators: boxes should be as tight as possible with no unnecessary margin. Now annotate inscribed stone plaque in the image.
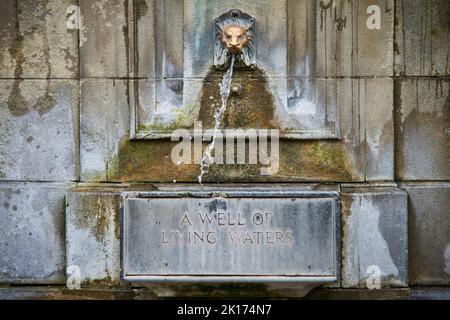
[122,191,339,281]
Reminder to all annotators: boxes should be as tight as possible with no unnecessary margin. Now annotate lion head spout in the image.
[214,9,256,67]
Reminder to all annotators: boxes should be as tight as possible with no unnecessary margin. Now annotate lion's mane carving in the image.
[214,9,256,67]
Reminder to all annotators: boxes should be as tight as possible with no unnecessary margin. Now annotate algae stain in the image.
[8,81,28,117]
[198,67,276,130]
[34,21,56,116]
[105,137,358,183]
[74,195,121,243]
[7,3,56,117]
[7,33,28,117]
[280,141,357,181]
[110,139,199,182]
[135,0,149,20]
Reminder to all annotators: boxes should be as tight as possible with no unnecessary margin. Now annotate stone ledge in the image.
[305,288,411,300]
[0,286,416,300]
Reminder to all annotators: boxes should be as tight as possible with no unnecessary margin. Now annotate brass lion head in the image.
[214,9,256,67]
[220,25,251,54]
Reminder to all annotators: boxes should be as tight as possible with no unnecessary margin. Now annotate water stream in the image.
[198,54,236,184]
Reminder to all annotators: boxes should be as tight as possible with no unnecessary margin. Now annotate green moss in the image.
[137,105,197,136]
[175,104,196,125]
[73,194,120,243]
[104,137,360,183]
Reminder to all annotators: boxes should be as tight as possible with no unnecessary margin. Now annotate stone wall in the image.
[0,0,449,298]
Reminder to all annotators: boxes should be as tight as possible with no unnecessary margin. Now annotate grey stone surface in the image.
[335,78,395,182]
[316,0,394,77]
[0,286,417,300]
[183,0,287,78]
[80,79,129,181]
[306,288,410,300]
[402,183,450,286]
[395,79,450,181]
[0,0,79,78]
[0,0,448,298]
[123,193,338,278]
[363,78,394,181]
[0,182,68,284]
[0,80,79,181]
[66,186,127,287]
[395,0,450,76]
[411,287,450,300]
[341,187,408,288]
[79,0,129,78]
[0,287,153,300]
[131,0,341,140]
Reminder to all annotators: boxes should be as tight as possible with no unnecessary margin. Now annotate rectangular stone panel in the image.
[129,0,341,140]
[341,187,408,288]
[66,185,128,287]
[123,189,339,281]
[79,0,129,78]
[0,182,68,284]
[0,80,79,182]
[80,79,129,182]
[0,0,79,78]
[316,0,394,77]
[402,183,450,285]
[395,0,450,76]
[395,79,450,181]
[363,78,394,181]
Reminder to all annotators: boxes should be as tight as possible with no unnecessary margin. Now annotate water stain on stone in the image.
[395,79,450,179]
[74,195,121,243]
[6,0,57,117]
[34,20,57,116]
[135,0,148,20]
[107,136,359,183]
[35,91,57,116]
[198,66,277,129]
[8,81,28,117]
[8,34,28,116]
[61,47,78,76]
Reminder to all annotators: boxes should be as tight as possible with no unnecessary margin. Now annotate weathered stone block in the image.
[316,0,394,77]
[354,0,394,76]
[0,0,79,78]
[363,78,394,181]
[80,80,129,182]
[402,183,450,285]
[0,80,79,181]
[0,182,68,284]
[395,79,450,181]
[79,0,129,77]
[341,187,408,288]
[395,0,450,76]
[66,186,127,287]
[123,191,338,279]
